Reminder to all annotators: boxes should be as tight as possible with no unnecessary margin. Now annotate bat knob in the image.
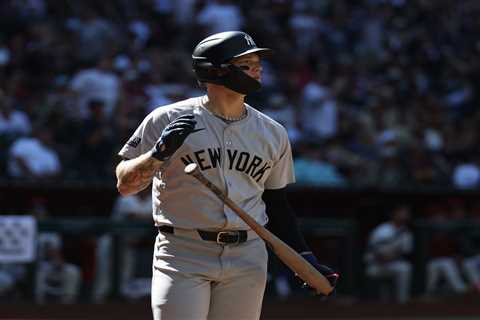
[184,163,198,175]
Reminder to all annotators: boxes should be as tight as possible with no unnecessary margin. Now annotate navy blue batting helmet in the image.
[192,31,272,95]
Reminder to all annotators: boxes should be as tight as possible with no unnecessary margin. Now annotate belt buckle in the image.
[216,231,239,245]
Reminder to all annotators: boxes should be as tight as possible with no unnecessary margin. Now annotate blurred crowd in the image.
[1,0,480,188]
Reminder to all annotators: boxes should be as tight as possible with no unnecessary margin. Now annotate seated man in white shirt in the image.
[35,234,82,304]
[33,201,82,304]
[7,126,61,179]
[0,90,31,138]
[0,263,28,300]
[364,204,413,304]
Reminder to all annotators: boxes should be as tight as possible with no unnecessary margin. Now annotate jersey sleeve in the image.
[264,130,295,190]
[118,110,169,160]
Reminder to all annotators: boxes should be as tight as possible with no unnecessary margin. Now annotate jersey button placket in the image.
[224,137,232,187]
[223,128,233,225]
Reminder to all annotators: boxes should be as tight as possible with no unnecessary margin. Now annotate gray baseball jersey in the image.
[119,96,295,231]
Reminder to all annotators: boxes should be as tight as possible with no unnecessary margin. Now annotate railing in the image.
[2,216,477,302]
[2,181,479,218]
[35,217,357,298]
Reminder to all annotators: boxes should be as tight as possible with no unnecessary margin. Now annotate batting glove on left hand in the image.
[299,252,339,297]
[151,114,198,161]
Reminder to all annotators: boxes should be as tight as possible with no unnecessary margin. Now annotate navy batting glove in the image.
[299,252,339,297]
[151,114,197,161]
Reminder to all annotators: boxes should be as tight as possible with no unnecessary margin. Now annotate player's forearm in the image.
[116,152,163,196]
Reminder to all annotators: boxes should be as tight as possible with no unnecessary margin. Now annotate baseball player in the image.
[115,31,339,320]
[364,205,413,303]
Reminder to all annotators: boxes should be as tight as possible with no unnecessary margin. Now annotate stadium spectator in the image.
[300,79,338,140]
[0,90,31,138]
[0,263,27,301]
[364,204,413,304]
[294,140,347,187]
[68,6,120,65]
[423,204,468,299]
[69,55,120,119]
[262,93,302,144]
[449,201,480,293]
[196,0,245,34]
[77,99,115,180]
[32,197,82,304]
[35,238,82,304]
[452,155,480,189]
[7,125,61,180]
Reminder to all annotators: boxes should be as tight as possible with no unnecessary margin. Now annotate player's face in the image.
[231,54,262,82]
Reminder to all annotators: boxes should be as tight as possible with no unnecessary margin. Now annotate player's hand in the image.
[299,252,339,297]
[151,114,197,161]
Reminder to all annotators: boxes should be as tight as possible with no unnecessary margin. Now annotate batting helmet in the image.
[192,31,272,95]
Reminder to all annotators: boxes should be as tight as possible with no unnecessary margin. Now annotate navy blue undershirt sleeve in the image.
[263,187,310,253]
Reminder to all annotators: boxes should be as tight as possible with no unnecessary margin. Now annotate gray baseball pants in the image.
[151,229,268,320]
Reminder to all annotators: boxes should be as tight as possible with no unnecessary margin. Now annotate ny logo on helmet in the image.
[244,34,256,46]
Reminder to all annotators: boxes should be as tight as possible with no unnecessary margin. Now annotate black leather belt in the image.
[158,225,248,244]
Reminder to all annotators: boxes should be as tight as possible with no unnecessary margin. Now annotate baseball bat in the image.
[184,163,333,295]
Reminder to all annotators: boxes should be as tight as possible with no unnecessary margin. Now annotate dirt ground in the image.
[2,295,480,319]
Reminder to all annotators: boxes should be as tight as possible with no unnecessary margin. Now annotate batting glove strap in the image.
[300,252,339,296]
[151,139,171,161]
